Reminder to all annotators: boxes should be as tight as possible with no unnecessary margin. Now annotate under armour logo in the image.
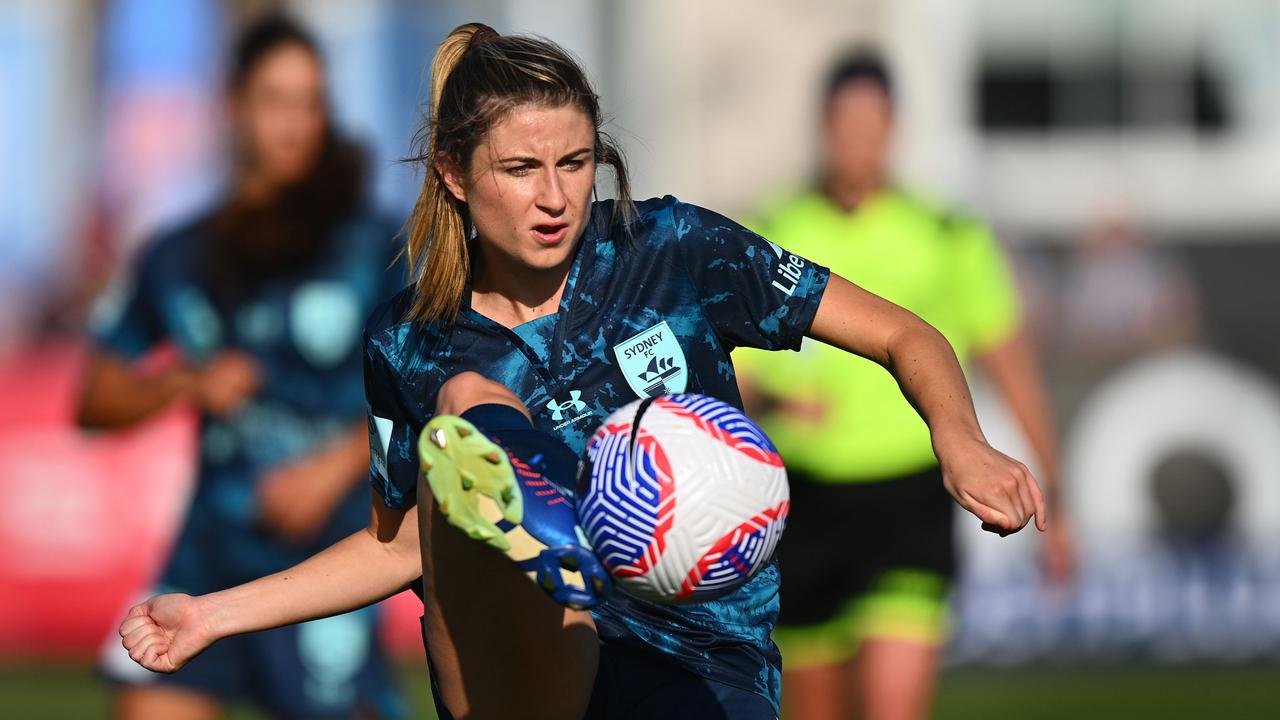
[546,390,587,422]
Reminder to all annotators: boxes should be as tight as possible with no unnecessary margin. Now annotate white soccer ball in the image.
[577,393,790,604]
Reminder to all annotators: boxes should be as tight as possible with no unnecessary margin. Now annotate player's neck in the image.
[824,172,885,213]
[470,252,572,329]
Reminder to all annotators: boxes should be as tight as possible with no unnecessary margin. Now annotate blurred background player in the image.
[735,51,1072,720]
[76,15,405,720]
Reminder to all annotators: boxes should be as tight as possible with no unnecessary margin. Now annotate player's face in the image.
[448,104,596,275]
[235,42,328,189]
[825,81,893,189]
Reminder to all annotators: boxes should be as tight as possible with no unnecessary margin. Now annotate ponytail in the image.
[401,23,489,325]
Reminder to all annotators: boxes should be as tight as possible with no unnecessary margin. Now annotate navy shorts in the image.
[104,603,403,720]
[426,633,776,720]
[586,642,777,720]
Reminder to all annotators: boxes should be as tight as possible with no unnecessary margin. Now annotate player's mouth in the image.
[532,222,569,245]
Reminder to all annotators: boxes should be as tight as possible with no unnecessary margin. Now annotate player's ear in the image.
[436,156,467,203]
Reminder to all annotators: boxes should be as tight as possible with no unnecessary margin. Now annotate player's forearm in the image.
[808,274,986,449]
[884,321,987,452]
[199,510,421,639]
[810,275,1045,532]
[76,354,196,429]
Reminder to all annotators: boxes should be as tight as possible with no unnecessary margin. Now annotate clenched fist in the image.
[118,593,217,674]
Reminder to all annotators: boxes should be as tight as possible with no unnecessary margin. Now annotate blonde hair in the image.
[402,22,634,324]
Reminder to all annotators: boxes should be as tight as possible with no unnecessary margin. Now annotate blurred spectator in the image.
[76,15,405,720]
[1060,213,1201,367]
[735,50,1069,720]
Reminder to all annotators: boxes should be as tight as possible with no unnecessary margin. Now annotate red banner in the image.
[0,342,423,660]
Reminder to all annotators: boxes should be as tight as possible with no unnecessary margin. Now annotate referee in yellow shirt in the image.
[736,51,1072,720]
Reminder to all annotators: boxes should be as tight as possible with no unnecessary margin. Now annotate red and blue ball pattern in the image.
[578,394,789,604]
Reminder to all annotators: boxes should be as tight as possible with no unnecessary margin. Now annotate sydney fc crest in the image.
[613,320,688,398]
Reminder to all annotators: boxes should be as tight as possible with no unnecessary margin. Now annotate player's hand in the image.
[193,351,262,417]
[935,431,1045,536]
[118,594,216,674]
[258,451,350,544]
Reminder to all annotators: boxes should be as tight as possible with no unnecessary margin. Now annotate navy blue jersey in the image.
[363,196,830,707]
[91,211,405,591]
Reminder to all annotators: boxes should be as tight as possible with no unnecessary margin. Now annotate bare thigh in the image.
[419,491,598,719]
[854,637,939,720]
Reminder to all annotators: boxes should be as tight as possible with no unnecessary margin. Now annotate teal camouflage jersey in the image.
[363,196,830,709]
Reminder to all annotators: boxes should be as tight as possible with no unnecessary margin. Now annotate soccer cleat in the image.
[418,415,611,609]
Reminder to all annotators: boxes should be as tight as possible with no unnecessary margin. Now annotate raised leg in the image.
[418,372,600,719]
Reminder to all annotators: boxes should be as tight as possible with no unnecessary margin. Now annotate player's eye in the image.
[560,159,585,171]
[506,164,533,177]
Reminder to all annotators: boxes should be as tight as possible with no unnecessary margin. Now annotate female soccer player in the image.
[81,16,404,720]
[118,24,1045,720]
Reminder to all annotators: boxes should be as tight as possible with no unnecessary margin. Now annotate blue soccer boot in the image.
[418,415,610,609]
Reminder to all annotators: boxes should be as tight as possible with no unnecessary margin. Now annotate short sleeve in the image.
[87,248,166,360]
[673,201,830,352]
[950,218,1020,352]
[364,330,419,509]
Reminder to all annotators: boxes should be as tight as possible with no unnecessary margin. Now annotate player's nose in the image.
[535,169,567,216]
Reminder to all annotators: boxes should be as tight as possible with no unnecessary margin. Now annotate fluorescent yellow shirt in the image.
[734,189,1019,482]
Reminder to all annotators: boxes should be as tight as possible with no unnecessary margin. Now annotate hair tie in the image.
[469,25,499,50]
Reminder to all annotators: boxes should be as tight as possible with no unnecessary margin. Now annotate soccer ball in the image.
[576,393,789,604]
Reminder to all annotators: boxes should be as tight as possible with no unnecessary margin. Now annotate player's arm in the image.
[79,239,262,429]
[258,422,373,542]
[76,350,261,429]
[808,273,1046,535]
[119,497,421,673]
[76,352,198,429]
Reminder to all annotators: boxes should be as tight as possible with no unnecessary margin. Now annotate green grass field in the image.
[2,662,1276,719]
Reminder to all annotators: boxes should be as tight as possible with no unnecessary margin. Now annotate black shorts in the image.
[774,465,955,665]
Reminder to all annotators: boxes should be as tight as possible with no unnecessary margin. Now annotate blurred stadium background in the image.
[3,0,1280,717]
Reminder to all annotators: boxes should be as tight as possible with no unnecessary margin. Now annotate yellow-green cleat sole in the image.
[418,415,524,551]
